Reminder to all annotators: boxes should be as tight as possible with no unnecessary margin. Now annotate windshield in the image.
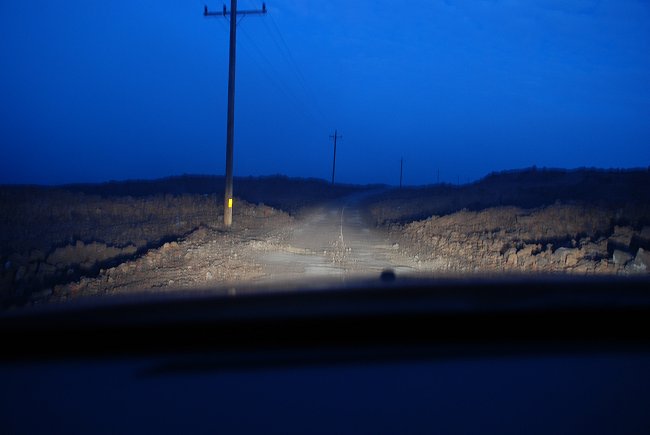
[1,0,649,308]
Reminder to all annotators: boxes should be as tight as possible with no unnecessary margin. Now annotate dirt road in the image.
[41,191,423,301]
[255,191,420,283]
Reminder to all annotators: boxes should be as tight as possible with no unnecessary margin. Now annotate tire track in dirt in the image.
[253,191,422,284]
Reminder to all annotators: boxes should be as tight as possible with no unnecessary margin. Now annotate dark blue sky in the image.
[1,0,649,186]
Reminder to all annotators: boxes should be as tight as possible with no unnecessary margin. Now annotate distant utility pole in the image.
[204,1,267,228]
[330,129,342,184]
[400,158,403,188]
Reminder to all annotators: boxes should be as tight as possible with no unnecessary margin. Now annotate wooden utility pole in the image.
[400,158,403,188]
[330,130,342,184]
[204,1,267,228]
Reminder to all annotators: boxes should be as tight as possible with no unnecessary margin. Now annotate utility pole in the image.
[204,1,267,228]
[329,129,342,184]
[400,158,403,188]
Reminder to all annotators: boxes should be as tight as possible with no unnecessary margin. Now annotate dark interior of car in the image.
[2,275,650,434]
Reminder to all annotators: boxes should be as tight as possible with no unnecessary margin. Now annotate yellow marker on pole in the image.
[228,198,233,208]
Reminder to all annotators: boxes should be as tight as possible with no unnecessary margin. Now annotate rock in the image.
[535,256,549,268]
[504,248,517,266]
[517,245,535,257]
[613,249,633,266]
[633,248,650,271]
[553,247,570,264]
[550,247,581,267]
[573,262,593,273]
[595,260,615,273]
[640,226,650,241]
[522,256,537,268]
[581,241,608,260]
[162,242,172,251]
[608,226,635,252]
[565,250,581,267]
[543,247,577,267]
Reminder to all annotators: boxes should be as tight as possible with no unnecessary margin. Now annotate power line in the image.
[237,25,322,127]
[264,11,331,129]
[238,27,292,94]
[266,13,312,99]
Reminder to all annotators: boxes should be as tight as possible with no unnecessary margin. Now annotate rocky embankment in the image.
[391,204,650,274]
[0,187,285,305]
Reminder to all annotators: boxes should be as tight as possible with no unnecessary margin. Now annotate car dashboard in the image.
[1,276,650,434]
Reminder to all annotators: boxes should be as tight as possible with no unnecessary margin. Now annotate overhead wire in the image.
[264,12,330,128]
[209,1,332,131]
[205,10,298,114]
[204,7,317,127]
[263,10,332,130]
[237,23,325,129]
